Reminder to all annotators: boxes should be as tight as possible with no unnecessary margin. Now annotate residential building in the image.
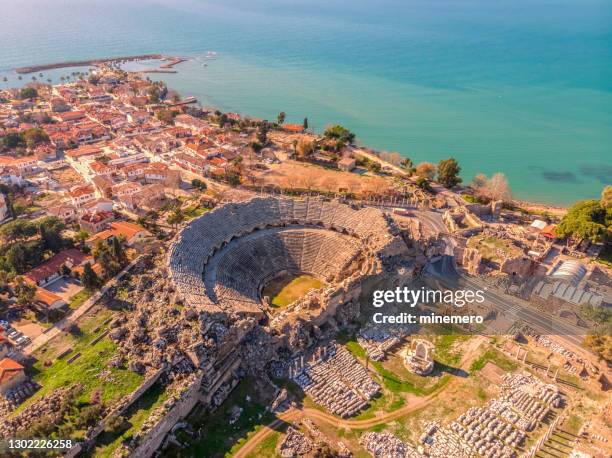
[0,358,26,395]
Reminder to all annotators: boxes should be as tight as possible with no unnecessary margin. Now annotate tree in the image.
[92,240,121,279]
[323,124,355,144]
[416,176,432,191]
[583,333,611,364]
[437,157,462,188]
[75,230,90,246]
[111,237,127,266]
[367,161,381,173]
[303,117,309,130]
[471,173,488,190]
[400,157,413,170]
[249,141,263,154]
[81,262,100,291]
[295,138,315,159]
[22,128,49,148]
[0,219,37,243]
[156,109,176,124]
[471,172,512,202]
[277,112,286,125]
[18,87,38,100]
[104,415,128,434]
[487,173,512,202]
[14,277,36,307]
[191,179,207,191]
[555,199,610,243]
[37,216,66,252]
[415,162,437,180]
[256,122,269,145]
[167,208,185,230]
[147,85,161,103]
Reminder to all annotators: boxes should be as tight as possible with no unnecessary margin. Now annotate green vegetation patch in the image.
[69,289,92,309]
[92,382,169,458]
[17,307,141,415]
[470,348,518,372]
[263,274,324,308]
[244,431,281,458]
[167,377,276,458]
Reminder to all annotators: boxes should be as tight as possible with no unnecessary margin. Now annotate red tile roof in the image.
[0,357,24,384]
[25,249,91,284]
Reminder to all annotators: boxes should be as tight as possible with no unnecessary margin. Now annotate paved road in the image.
[425,256,586,349]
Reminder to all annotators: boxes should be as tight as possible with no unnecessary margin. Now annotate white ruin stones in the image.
[292,343,380,417]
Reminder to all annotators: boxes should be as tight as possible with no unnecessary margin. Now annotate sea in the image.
[1,0,611,206]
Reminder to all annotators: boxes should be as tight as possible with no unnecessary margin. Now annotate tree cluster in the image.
[92,237,127,279]
[323,124,355,144]
[0,128,49,152]
[470,172,512,202]
[18,87,38,100]
[555,197,611,243]
[437,157,462,188]
[0,216,71,275]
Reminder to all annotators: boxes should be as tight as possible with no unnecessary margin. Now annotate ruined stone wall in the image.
[125,373,203,458]
[500,256,534,278]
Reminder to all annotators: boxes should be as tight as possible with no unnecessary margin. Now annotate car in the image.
[16,336,30,345]
[7,330,19,338]
[0,320,9,328]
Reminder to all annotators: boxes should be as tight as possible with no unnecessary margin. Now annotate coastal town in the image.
[0,60,609,458]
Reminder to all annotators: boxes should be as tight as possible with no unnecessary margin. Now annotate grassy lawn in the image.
[69,289,92,309]
[183,205,208,220]
[263,274,324,308]
[20,336,143,415]
[244,431,281,458]
[16,306,141,418]
[470,347,518,372]
[92,382,169,458]
[341,334,466,410]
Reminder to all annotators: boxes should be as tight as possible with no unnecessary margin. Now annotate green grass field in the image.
[263,274,324,308]
[16,306,142,420]
[92,382,169,458]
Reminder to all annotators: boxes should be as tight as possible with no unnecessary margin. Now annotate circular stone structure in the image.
[168,197,404,317]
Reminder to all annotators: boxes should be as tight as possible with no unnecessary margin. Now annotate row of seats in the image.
[168,197,392,311]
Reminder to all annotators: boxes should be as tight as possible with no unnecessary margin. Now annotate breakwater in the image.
[15,54,162,74]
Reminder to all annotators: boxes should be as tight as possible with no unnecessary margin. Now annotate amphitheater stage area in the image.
[262,274,325,308]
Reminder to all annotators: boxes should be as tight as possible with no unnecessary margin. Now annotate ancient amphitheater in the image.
[97,197,414,456]
[168,196,407,318]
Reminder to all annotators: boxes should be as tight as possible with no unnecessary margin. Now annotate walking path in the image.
[235,336,485,458]
[22,256,142,355]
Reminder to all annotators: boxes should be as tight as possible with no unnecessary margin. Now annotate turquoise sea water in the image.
[1,0,611,205]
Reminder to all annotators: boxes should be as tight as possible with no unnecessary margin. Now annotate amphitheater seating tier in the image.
[169,197,392,312]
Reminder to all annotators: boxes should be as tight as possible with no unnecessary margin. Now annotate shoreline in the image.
[354,148,568,213]
[6,57,573,212]
[14,54,163,74]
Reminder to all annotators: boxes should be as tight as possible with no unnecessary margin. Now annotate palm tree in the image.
[17,75,22,80]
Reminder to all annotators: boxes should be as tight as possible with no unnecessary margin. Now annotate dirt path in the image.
[235,336,485,457]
